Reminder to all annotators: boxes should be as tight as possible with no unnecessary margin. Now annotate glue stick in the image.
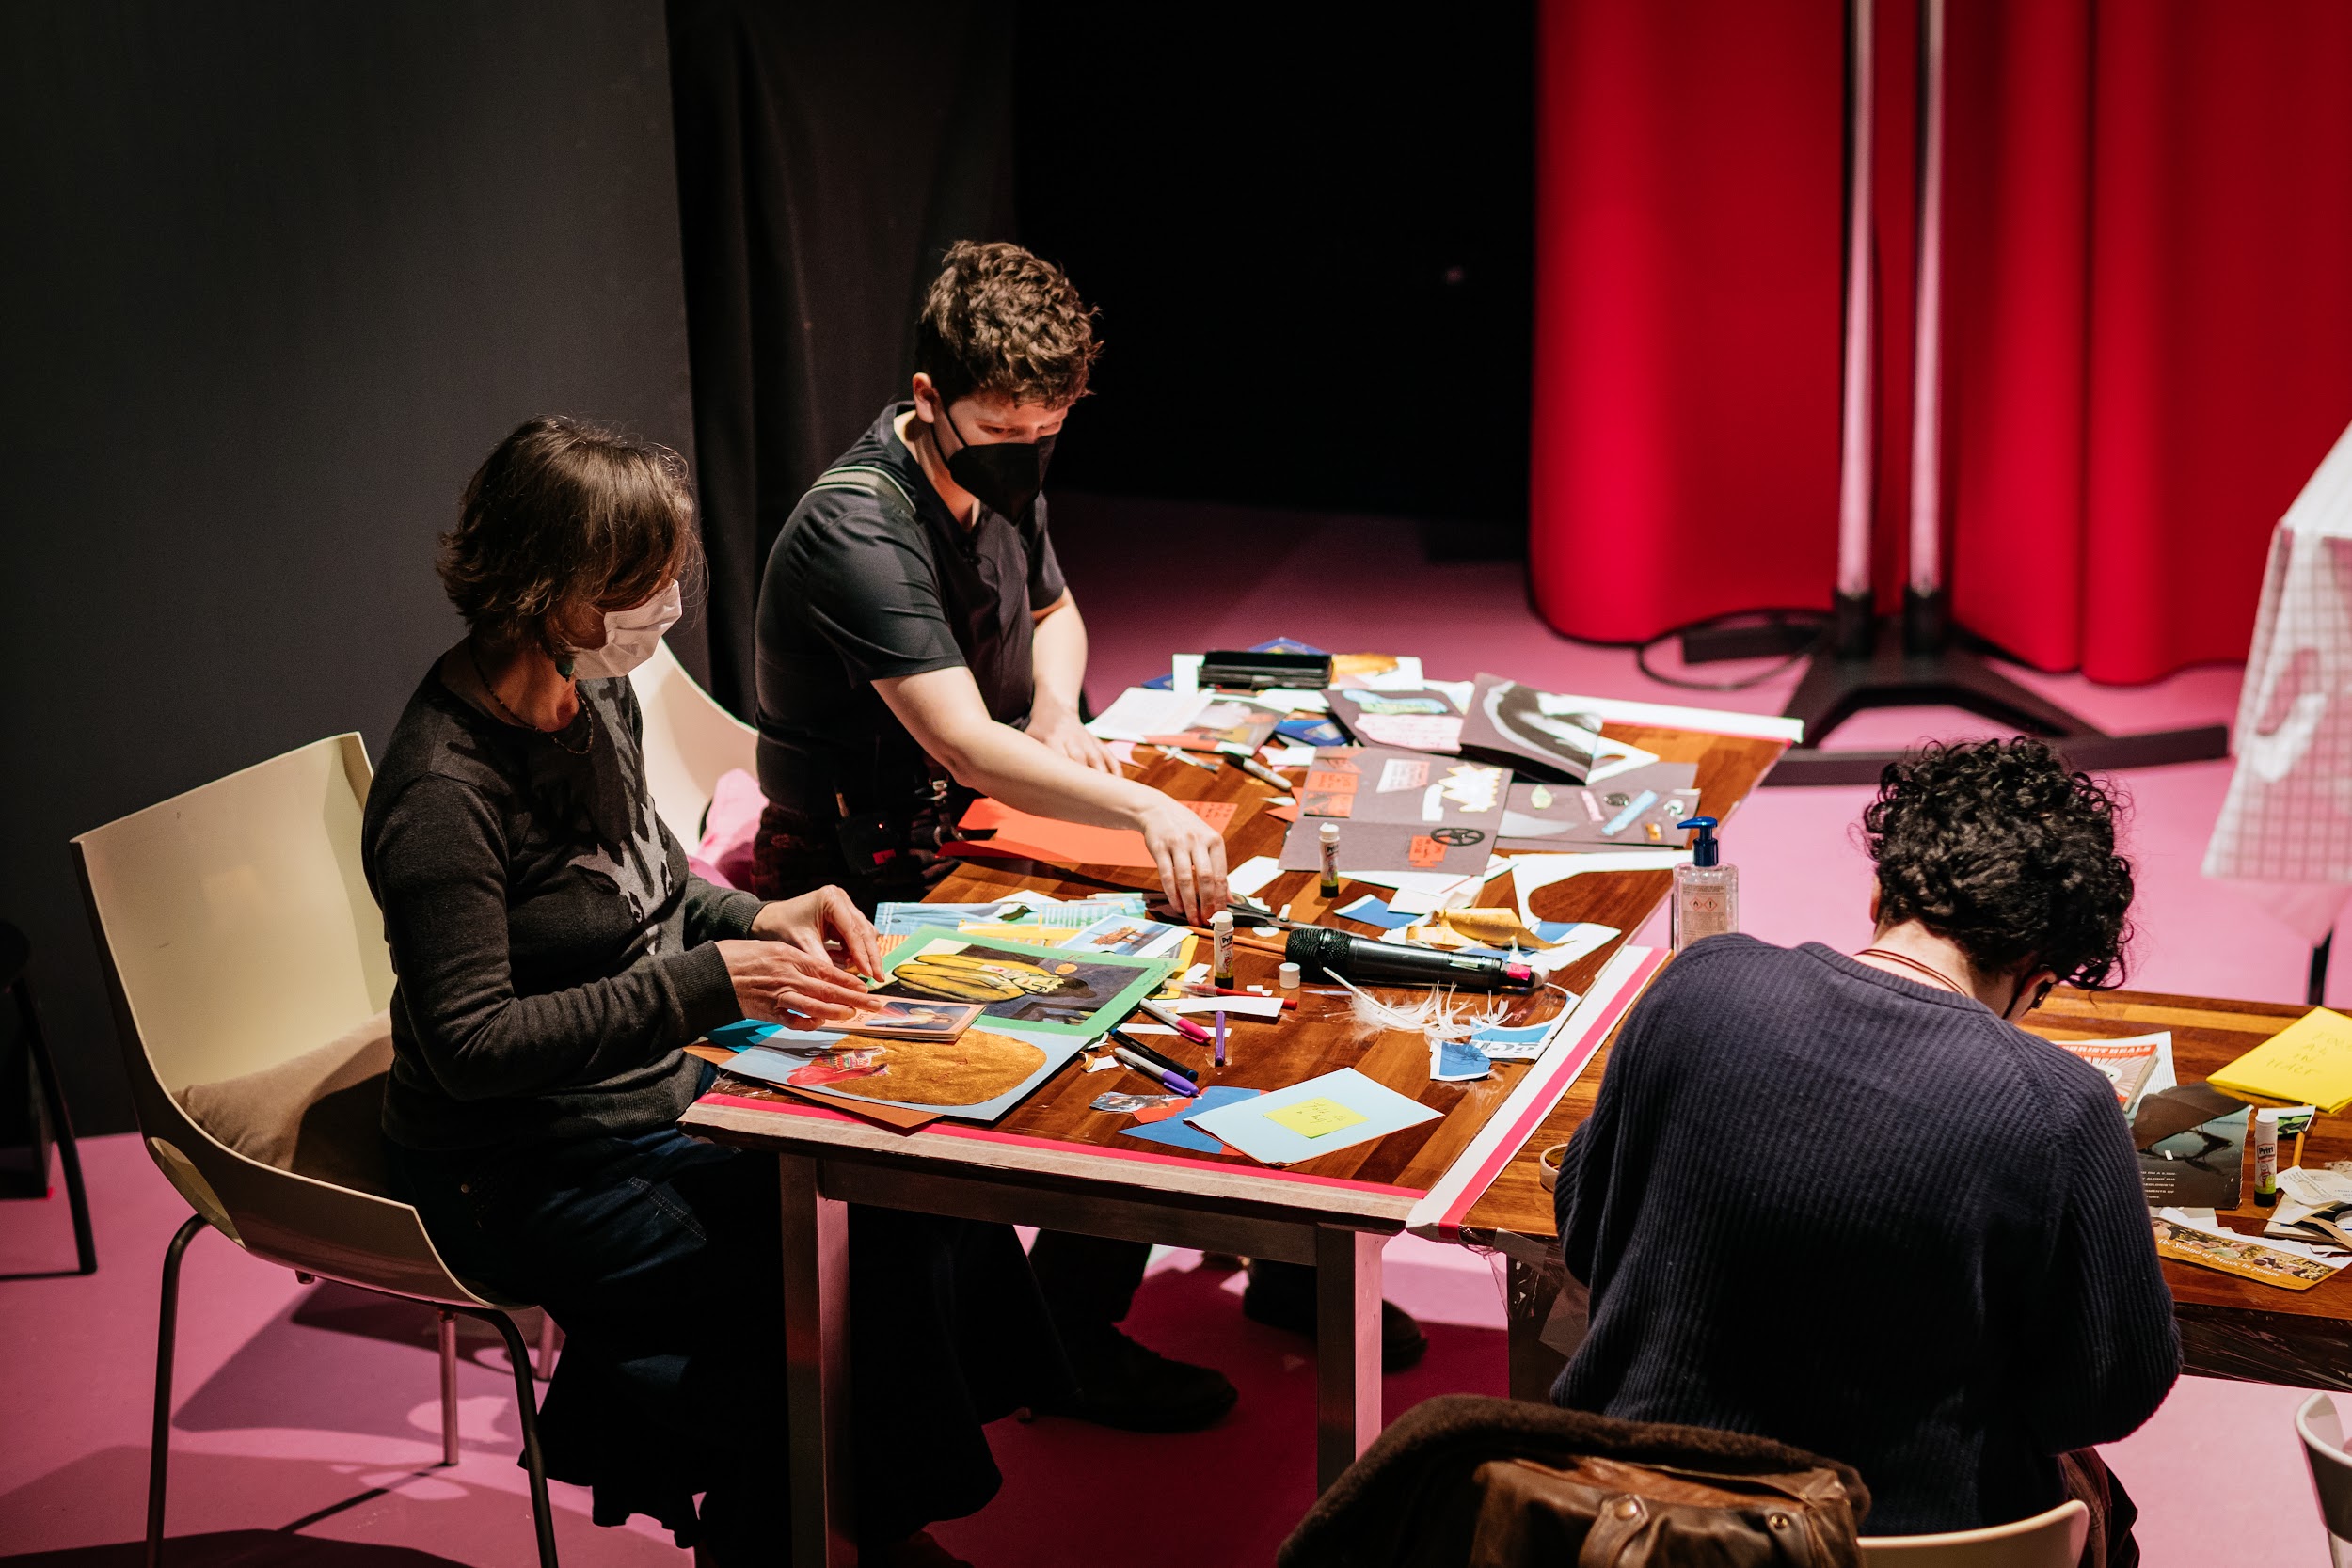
[1212,911,1235,988]
[2256,1108,2281,1207]
[1319,820,1342,898]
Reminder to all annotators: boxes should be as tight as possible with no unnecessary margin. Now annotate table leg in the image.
[1314,1226,1383,1491]
[780,1155,852,1568]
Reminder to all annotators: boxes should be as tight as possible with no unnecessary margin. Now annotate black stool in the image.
[1,920,97,1275]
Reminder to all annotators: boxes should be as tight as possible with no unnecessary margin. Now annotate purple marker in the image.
[1214,1008,1228,1068]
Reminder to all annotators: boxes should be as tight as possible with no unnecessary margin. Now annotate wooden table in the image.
[680,719,1787,1567]
[1459,977,2352,1401]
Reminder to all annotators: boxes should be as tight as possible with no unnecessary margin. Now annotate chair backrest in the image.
[2297,1391,2352,1563]
[1859,1498,2088,1567]
[72,735,501,1307]
[630,637,755,847]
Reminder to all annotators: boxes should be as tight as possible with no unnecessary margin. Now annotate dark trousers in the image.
[388,1089,1070,1551]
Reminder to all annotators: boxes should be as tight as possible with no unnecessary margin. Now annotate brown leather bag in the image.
[1468,1451,1862,1567]
[1280,1395,1868,1568]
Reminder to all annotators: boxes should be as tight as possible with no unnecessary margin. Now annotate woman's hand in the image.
[1135,794,1230,924]
[751,885,883,979]
[716,939,876,1029]
[1029,704,1120,774]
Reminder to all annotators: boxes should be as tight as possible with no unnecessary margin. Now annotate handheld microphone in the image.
[1284,926,1535,992]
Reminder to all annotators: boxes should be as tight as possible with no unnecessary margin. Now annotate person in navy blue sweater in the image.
[1551,738,2178,1563]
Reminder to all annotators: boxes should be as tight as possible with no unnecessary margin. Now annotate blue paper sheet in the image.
[1116,1085,1263,1154]
[1188,1069,1441,1166]
[1335,894,1420,930]
[1277,717,1351,747]
[1432,1037,1492,1082]
[708,1019,850,1053]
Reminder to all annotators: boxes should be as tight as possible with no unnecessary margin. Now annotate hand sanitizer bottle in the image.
[1671,816,1738,952]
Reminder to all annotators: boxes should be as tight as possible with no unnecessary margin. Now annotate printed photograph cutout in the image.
[870,931,1172,1038]
[1324,686,1467,753]
[1458,673,1658,784]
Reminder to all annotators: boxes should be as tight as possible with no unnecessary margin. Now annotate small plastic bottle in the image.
[1670,816,1738,952]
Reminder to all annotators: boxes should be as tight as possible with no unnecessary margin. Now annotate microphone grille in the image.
[1284,926,1349,967]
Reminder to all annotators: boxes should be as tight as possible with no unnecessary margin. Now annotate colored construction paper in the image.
[2211,1007,2352,1112]
[1265,1097,1369,1138]
[955,797,1237,870]
[1431,1037,1493,1082]
[1336,894,1420,930]
[1116,1085,1263,1153]
[1188,1068,1440,1166]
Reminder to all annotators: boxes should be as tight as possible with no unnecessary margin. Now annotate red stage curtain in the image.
[1532,0,2352,683]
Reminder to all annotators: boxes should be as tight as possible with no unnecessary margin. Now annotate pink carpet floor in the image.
[0,496,2337,1566]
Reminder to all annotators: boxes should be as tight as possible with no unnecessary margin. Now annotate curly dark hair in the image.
[1861,738,2135,990]
[437,416,698,658]
[914,240,1100,408]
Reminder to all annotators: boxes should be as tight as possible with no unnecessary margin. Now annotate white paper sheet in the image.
[1228,854,1284,898]
[1502,850,1690,928]
[1089,687,1209,741]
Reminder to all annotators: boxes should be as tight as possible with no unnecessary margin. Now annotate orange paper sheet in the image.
[956,797,1232,870]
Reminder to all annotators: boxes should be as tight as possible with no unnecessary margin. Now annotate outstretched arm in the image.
[876,664,1229,921]
[1027,590,1115,773]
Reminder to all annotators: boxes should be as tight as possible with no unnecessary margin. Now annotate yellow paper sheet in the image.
[2209,1006,2352,1112]
[1264,1097,1369,1139]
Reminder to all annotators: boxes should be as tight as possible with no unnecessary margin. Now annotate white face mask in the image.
[567,580,682,680]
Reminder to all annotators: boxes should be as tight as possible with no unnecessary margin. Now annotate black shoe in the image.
[1240,1276,1430,1372]
[1036,1323,1238,1433]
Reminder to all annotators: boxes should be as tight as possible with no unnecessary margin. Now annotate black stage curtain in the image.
[667,0,1017,717]
[1,1,693,1134]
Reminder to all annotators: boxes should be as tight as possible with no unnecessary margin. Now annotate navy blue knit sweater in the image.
[1550,936,2180,1534]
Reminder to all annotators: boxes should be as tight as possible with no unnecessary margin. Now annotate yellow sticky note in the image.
[1265,1097,1369,1139]
[2211,1006,2352,1113]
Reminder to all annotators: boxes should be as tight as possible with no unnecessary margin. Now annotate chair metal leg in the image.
[13,974,95,1275]
[466,1308,560,1568]
[148,1214,207,1568]
[437,1310,460,1466]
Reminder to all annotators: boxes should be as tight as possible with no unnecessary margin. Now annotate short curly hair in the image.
[1861,738,2135,990]
[914,240,1100,409]
[437,416,698,658]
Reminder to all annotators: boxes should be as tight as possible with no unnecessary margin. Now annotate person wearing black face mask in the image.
[751,241,1247,1438]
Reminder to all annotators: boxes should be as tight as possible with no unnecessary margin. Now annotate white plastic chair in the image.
[629,636,755,847]
[1860,1497,2088,1566]
[2298,1391,2352,1565]
[72,735,559,1568]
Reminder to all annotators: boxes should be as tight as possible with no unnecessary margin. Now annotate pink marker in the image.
[1137,997,1214,1045]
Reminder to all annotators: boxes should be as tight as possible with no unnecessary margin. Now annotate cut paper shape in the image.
[2211,1007,2352,1112]
[1458,673,1661,784]
[1188,1067,1441,1166]
[1187,800,1238,833]
[1061,913,1193,958]
[1504,852,1690,927]
[955,799,1156,867]
[1336,894,1420,930]
[1116,1085,1263,1154]
[1265,1097,1370,1138]
[873,931,1172,1039]
[1088,687,1211,742]
[1431,1037,1493,1082]
[1229,855,1284,898]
